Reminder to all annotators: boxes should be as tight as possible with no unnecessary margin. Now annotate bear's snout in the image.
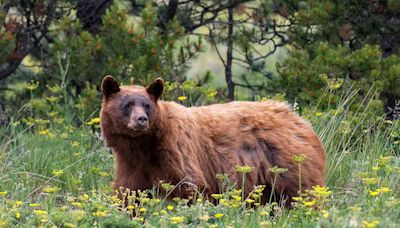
[127,114,149,130]
[136,115,148,129]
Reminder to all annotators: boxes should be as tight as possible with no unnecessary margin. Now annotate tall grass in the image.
[0,88,399,227]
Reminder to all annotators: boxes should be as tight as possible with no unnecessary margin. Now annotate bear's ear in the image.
[102,75,120,98]
[146,78,164,101]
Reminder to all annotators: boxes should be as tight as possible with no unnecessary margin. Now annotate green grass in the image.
[0,94,399,227]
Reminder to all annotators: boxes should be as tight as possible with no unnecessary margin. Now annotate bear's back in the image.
[158,100,325,200]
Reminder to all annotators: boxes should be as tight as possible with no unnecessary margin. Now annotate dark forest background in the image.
[1,0,400,123]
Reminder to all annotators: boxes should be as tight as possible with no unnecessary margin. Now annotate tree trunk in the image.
[226,0,235,101]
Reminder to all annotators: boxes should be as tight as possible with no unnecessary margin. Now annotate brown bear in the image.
[100,75,326,205]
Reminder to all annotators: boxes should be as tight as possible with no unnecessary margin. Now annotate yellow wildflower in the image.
[126,205,135,210]
[377,156,393,166]
[315,112,323,116]
[246,199,255,204]
[93,211,108,218]
[361,220,379,228]
[361,177,379,185]
[252,193,261,199]
[47,84,61,94]
[325,77,344,90]
[82,194,89,201]
[26,81,39,91]
[254,185,265,193]
[137,217,144,222]
[43,186,59,193]
[139,207,146,213]
[292,197,303,202]
[15,212,21,219]
[377,187,391,193]
[321,210,329,219]
[46,96,60,103]
[211,193,223,200]
[15,201,23,206]
[312,185,332,198]
[292,154,307,163]
[40,218,48,224]
[232,202,242,208]
[99,171,109,177]
[177,96,187,101]
[169,216,185,224]
[214,213,224,219]
[29,203,40,207]
[371,166,380,171]
[260,211,270,216]
[369,190,379,197]
[232,195,241,202]
[70,141,80,147]
[0,191,7,197]
[140,197,150,204]
[220,199,229,206]
[161,183,175,192]
[167,205,174,211]
[87,117,100,125]
[303,201,316,207]
[235,165,255,173]
[269,166,288,174]
[52,169,64,177]
[33,210,48,217]
[38,129,51,136]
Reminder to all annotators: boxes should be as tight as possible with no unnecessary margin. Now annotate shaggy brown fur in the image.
[100,76,326,205]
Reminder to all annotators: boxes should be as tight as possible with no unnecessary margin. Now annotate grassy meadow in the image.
[0,86,399,228]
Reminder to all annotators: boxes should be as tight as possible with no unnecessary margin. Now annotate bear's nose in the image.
[137,115,148,127]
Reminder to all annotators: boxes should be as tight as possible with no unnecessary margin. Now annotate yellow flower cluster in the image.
[169,216,185,224]
[268,166,288,174]
[87,117,100,126]
[361,220,379,228]
[93,211,108,218]
[311,185,332,198]
[43,186,60,194]
[235,165,255,173]
[292,154,307,163]
[177,96,187,101]
[361,177,379,185]
[38,129,55,138]
[369,187,391,197]
[52,169,64,177]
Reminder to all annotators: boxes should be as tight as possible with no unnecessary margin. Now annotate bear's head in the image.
[100,75,164,137]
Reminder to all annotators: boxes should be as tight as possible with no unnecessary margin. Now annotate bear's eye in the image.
[143,103,150,110]
[125,102,133,109]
